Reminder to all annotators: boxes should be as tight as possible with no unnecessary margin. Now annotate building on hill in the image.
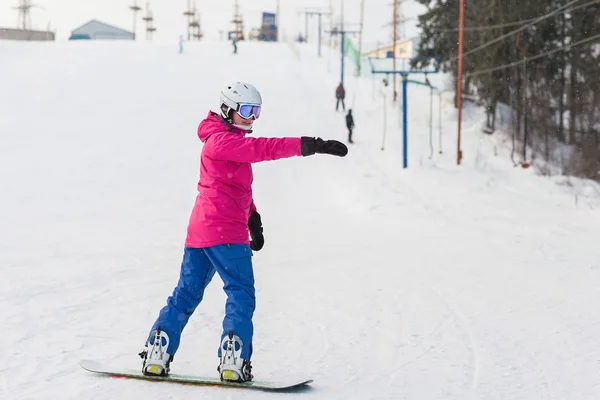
[364,39,416,59]
[0,28,55,41]
[69,20,133,40]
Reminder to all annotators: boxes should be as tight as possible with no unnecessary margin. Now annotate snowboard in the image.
[80,359,313,392]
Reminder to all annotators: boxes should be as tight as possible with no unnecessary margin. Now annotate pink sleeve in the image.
[250,200,257,215]
[207,135,302,163]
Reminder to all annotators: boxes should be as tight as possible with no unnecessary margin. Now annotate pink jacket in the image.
[184,111,302,248]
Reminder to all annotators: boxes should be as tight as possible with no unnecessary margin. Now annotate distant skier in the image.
[232,37,238,54]
[335,82,346,111]
[139,82,348,383]
[179,35,184,54]
[346,109,355,143]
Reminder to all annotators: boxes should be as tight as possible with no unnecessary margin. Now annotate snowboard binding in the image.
[140,326,173,377]
[218,331,253,382]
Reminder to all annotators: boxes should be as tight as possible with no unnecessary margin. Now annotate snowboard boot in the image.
[139,327,173,376]
[217,331,253,382]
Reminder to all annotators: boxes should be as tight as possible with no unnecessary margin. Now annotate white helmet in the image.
[219,82,262,130]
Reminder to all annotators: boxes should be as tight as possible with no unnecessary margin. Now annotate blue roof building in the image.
[69,20,134,40]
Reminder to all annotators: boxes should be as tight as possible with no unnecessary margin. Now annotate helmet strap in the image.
[220,104,234,122]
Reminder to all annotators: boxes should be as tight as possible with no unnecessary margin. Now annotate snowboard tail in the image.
[80,359,312,391]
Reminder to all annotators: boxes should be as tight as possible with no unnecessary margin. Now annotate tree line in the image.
[414,0,600,180]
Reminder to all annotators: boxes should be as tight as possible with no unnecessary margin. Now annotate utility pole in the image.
[142,2,156,40]
[184,0,194,40]
[392,0,400,101]
[318,13,323,56]
[522,53,529,167]
[456,0,465,165]
[130,0,142,40]
[327,27,361,85]
[276,0,280,41]
[382,1,412,100]
[357,0,365,75]
[328,0,334,71]
[340,0,344,32]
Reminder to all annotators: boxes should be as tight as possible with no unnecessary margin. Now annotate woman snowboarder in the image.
[139,81,348,382]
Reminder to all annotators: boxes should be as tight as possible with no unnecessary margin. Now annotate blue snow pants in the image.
[148,244,255,359]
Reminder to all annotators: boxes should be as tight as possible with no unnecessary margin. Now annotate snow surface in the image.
[2,38,600,400]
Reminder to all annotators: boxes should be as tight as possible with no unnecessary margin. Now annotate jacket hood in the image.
[197,111,249,142]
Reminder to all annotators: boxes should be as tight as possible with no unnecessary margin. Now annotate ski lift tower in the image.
[231,0,244,40]
[190,2,202,41]
[183,0,202,41]
[299,7,332,57]
[326,26,361,86]
[368,56,440,168]
[190,16,202,40]
[183,0,193,40]
[129,0,142,40]
[142,2,156,40]
[16,0,33,30]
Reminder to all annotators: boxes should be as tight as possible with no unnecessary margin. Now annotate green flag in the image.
[343,36,360,71]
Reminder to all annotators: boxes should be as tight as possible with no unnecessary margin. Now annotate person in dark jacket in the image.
[335,83,346,111]
[346,109,355,143]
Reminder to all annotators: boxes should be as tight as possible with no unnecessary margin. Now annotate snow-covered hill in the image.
[1,37,599,400]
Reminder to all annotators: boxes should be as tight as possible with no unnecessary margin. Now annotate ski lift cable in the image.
[467,32,600,77]
[447,0,588,62]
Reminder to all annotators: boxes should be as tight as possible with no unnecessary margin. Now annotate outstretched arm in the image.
[206,135,302,163]
[206,135,348,163]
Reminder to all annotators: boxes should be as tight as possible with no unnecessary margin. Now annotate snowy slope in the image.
[1,38,600,400]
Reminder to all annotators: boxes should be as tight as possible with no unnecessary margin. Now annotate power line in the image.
[437,0,600,32]
[467,32,600,77]
[438,18,538,32]
[447,0,584,63]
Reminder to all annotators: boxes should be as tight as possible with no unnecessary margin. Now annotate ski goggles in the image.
[236,104,261,120]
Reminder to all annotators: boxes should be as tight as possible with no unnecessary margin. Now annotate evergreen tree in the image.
[414,0,600,180]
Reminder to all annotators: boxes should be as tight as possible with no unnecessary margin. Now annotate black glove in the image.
[301,137,348,157]
[248,210,264,251]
